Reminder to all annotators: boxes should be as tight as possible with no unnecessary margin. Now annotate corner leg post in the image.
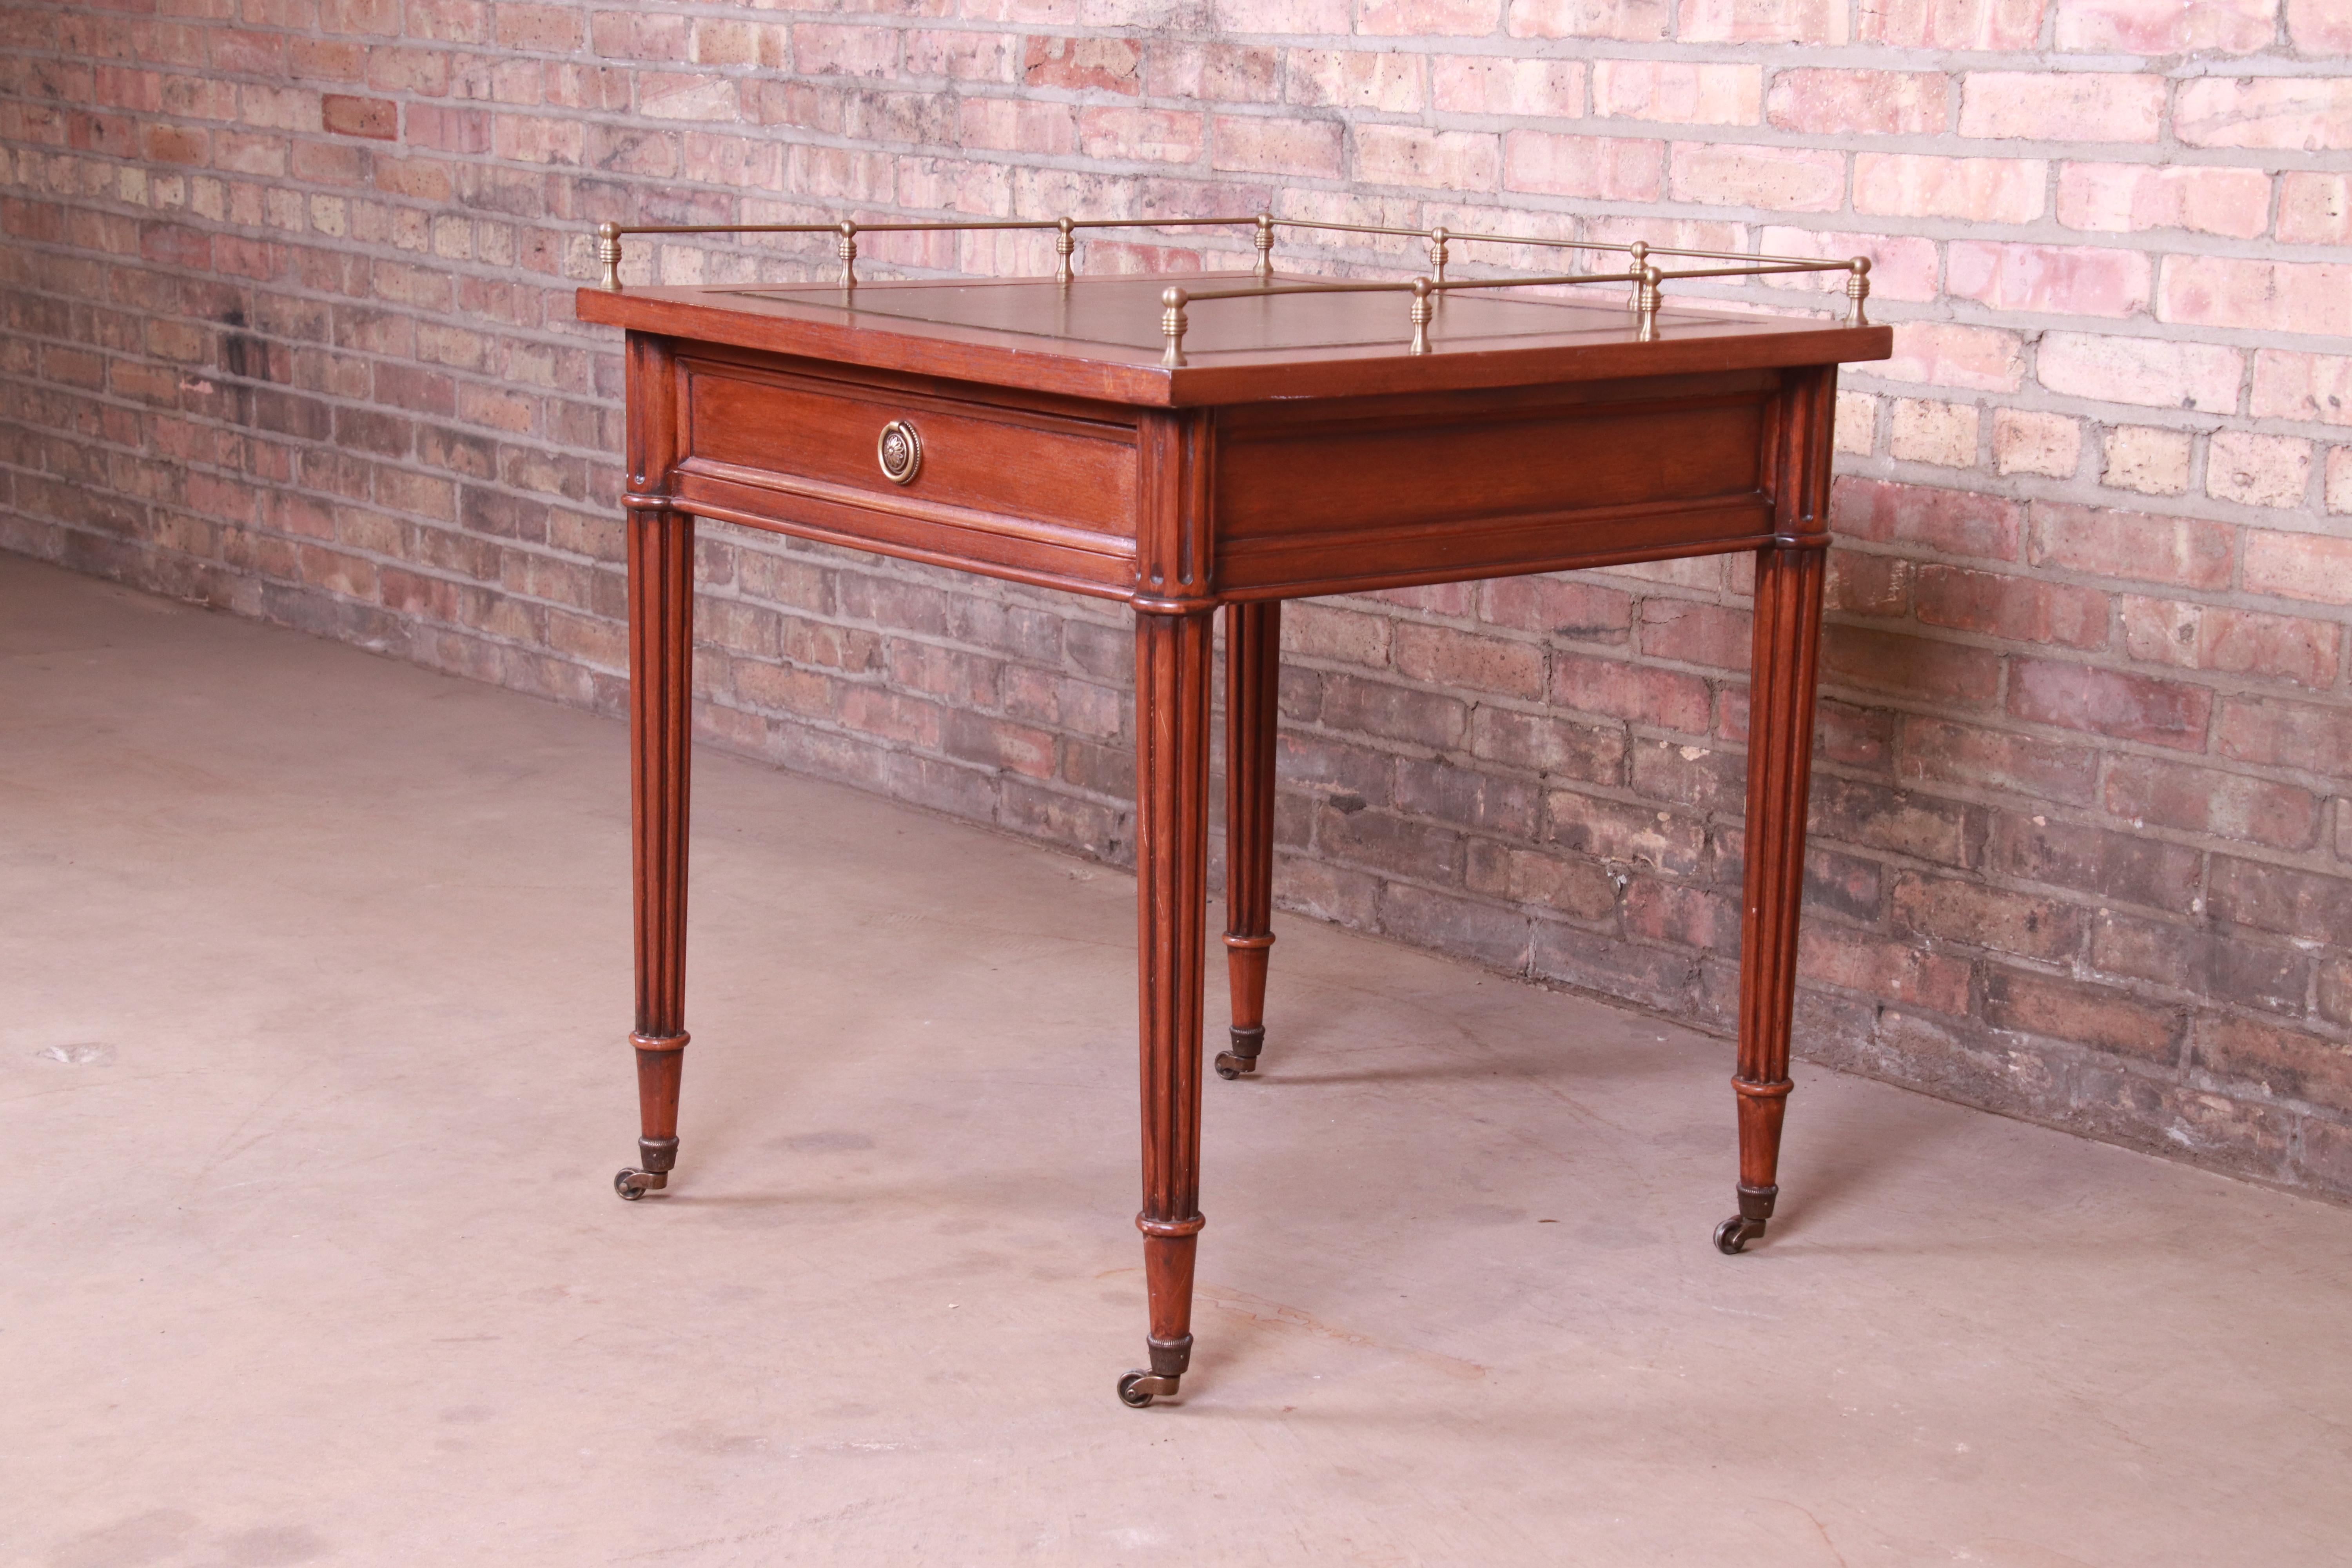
[619,499,694,1201]
[1721,533,1828,1253]
[1121,605,1214,1405]
[1218,600,1280,1082]
[1720,365,1836,1254]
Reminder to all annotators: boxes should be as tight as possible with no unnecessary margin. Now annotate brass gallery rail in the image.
[591,214,1874,364]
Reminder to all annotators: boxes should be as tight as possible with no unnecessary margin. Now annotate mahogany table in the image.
[577,233,1889,1408]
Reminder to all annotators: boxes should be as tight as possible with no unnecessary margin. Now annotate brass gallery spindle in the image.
[837,221,858,289]
[1428,226,1449,285]
[1635,263,1664,341]
[1161,286,1189,368]
[1253,212,1274,281]
[1846,256,1872,328]
[1055,216,1076,286]
[596,220,623,291]
[1408,277,1434,354]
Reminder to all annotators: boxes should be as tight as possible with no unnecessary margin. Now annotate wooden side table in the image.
[577,223,1889,1406]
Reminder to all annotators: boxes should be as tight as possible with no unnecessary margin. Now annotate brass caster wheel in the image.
[1118,1370,1179,1408]
[615,1168,666,1201]
[1214,1051,1254,1081]
[1714,1215,1765,1254]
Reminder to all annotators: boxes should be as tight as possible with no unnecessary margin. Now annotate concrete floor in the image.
[4,552,2348,1568]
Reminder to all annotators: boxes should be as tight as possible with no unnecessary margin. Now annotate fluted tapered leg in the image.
[1218,600,1280,1082]
[1121,604,1215,1405]
[618,505,693,1200]
[1716,365,1837,1256]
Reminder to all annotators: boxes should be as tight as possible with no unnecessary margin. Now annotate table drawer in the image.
[676,358,1139,539]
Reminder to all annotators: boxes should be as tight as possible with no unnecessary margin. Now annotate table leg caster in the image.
[1214,1025,1263,1080]
[1118,1370,1180,1408]
[615,1168,667,1200]
[1713,1214,1766,1254]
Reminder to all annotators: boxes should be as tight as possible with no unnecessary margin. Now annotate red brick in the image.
[2042,329,2239,411]
[1799,927,1972,1014]
[1549,650,1711,731]
[1393,622,1546,699]
[2056,0,2276,51]
[1766,69,1948,135]
[321,93,396,140]
[1211,116,1343,179]
[1984,968,2180,1062]
[2102,425,2192,497]
[1287,49,1423,113]
[2106,756,2321,850]
[1078,108,1203,164]
[1915,565,2108,650]
[2279,173,2352,246]
[2210,436,2314,510]
[2092,913,2310,1015]
[2244,530,2352,605]
[2323,955,2352,1028]
[1145,43,1280,103]
[1861,0,2046,49]
[1824,625,2002,706]
[2025,501,2233,589]
[2288,0,2352,52]
[2208,856,2352,945]
[2120,596,2341,689]
[1023,36,1139,94]
[1593,61,1761,124]
[1637,598,1750,670]
[2161,256,2352,339]
[1890,398,1978,467]
[1318,673,1467,750]
[2008,658,2212,751]
[1892,873,2082,960]
[1359,0,1502,32]
[1827,550,1912,617]
[1960,70,2163,142]
[1503,132,1663,201]
[1833,477,2022,562]
[1682,0,1849,40]
[1466,708,1627,783]
[1669,142,1844,212]
[1432,58,1584,117]
[492,3,579,54]
[1478,576,1633,644]
[1623,877,1735,952]
[1946,242,2150,317]
[1533,922,1699,1012]
[1996,811,2203,911]
[1356,127,1500,191]
[2058,162,2272,240]
[2250,350,2352,428]
[1876,322,2025,394]
[2177,77,2352,151]
[1466,841,1620,919]
[2191,1015,2352,1116]
[2217,695,2352,776]
[1760,229,1941,303]
[1992,408,2082,478]
[1547,793,1706,873]
[1507,0,1671,40]
[1897,715,2101,803]
[1854,154,2045,223]
[1377,885,1532,973]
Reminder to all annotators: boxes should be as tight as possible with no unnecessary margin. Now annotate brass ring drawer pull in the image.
[877,419,922,485]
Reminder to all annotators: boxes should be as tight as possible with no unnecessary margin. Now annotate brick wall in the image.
[5,0,2350,1197]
